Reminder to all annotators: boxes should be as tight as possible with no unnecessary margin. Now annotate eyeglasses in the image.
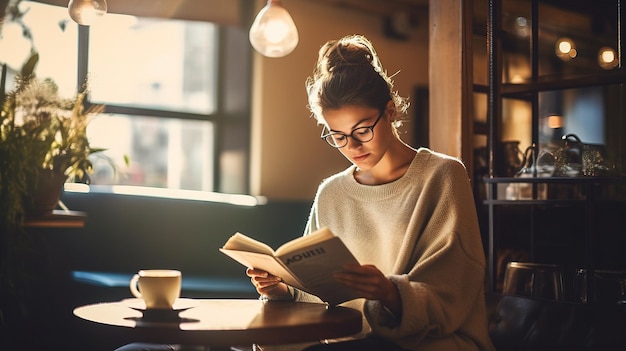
[320,111,384,148]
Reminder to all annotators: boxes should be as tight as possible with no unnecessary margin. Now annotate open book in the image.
[220,227,360,305]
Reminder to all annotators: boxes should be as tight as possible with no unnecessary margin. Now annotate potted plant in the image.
[1,64,108,214]
[0,0,121,330]
[0,56,112,324]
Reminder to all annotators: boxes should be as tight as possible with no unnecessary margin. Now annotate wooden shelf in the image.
[483,199,587,206]
[482,176,626,184]
[23,210,87,228]
[473,73,626,99]
[500,71,626,98]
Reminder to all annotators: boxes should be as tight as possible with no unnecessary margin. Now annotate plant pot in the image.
[26,169,67,216]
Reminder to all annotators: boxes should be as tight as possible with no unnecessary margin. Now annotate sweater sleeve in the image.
[363,158,487,347]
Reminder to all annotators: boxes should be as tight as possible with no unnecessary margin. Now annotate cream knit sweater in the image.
[294,148,495,351]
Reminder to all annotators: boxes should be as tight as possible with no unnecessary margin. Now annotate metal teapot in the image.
[496,140,524,177]
[553,134,583,177]
[516,144,537,177]
[553,134,613,177]
[509,144,548,199]
[473,140,524,178]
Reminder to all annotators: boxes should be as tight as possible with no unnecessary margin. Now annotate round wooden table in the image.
[73,298,362,349]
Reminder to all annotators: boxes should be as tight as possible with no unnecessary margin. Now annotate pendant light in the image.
[68,0,108,26]
[249,0,299,58]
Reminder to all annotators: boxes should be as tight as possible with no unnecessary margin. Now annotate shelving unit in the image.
[479,0,626,299]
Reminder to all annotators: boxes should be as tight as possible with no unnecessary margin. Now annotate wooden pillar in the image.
[429,0,474,174]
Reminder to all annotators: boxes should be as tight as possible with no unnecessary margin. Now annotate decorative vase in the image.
[26,169,67,216]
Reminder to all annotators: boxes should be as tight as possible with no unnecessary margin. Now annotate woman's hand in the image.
[246,268,290,298]
[333,264,401,316]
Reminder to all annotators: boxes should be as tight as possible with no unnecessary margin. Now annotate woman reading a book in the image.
[247,34,495,351]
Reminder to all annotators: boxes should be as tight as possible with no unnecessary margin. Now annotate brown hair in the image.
[305,34,409,125]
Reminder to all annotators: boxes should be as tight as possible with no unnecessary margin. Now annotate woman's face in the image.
[323,104,394,171]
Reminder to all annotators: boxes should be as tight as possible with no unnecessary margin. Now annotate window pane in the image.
[501,0,531,84]
[88,16,217,115]
[1,1,78,97]
[538,0,619,78]
[88,114,215,191]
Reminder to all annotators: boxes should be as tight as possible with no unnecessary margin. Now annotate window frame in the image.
[76,22,253,194]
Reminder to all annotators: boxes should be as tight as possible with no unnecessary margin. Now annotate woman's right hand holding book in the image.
[246,268,291,299]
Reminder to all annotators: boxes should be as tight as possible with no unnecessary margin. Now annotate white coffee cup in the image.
[129,269,182,309]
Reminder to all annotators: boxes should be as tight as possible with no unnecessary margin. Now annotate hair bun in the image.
[319,36,380,75]
[306,34,409,123]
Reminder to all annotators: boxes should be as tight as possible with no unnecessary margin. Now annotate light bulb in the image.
[547,115,563,129]
[249,0,299,58]
[555,37,576,61]
[598,47,618,70]
[68,0,107,26]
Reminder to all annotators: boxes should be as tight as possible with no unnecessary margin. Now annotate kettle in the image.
[508,144,547,200]
[553,134,613,177]
[516,144,536,177]
[553,134,583,177]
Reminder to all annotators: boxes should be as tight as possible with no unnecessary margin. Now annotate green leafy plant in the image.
[5,75,107,182]
[1,60,110,200]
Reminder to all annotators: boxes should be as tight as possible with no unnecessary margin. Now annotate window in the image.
[2,1,251,194]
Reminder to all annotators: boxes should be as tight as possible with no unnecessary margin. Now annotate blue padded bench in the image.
[71,270,257,300]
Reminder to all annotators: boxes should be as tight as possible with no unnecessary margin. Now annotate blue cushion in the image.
[71,270,256,294]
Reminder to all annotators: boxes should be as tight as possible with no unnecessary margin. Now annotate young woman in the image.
[247,35,495,351]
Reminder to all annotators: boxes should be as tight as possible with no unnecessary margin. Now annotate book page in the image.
[274,227,335,256]
[275,235,361,305]
[222,232,275,255]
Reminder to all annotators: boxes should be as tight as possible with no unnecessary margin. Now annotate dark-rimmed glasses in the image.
[320,111,384,148]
